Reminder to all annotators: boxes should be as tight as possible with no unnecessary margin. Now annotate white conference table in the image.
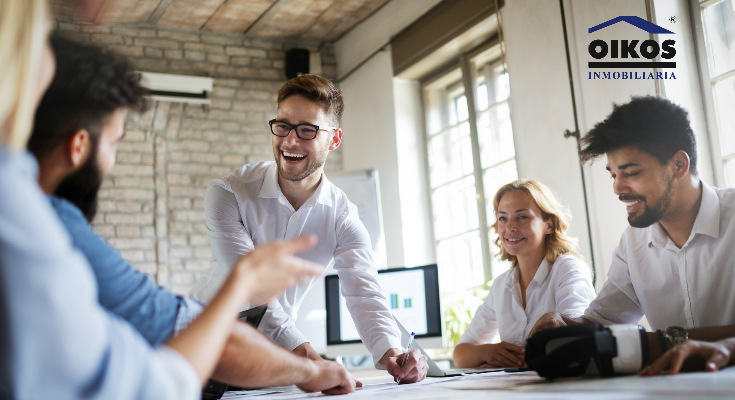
[221,367,735,400]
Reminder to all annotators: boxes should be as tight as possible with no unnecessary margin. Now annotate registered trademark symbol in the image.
[669,16,676,23]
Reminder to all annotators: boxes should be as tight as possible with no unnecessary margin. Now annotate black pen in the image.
[504,367,531,373]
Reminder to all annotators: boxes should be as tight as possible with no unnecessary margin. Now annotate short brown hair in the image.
[277,74,344,126]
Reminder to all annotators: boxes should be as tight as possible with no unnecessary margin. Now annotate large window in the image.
[696,0,735,186]
[423,45,517,295]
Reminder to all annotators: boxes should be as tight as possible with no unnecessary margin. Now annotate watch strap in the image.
[656,329,670,353]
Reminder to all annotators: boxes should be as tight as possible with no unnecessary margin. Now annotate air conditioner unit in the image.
[139,72,213,104]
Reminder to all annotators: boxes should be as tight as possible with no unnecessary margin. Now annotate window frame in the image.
[419,38,516,286]
[690,0,735,187]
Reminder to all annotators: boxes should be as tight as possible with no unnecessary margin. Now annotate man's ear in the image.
[671,150,690,179]
[328,128,342,151]
[66,129,91,168]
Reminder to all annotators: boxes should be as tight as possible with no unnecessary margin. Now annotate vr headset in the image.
[525,324,649,380]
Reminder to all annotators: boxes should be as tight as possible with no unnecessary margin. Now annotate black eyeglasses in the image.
[269,119,335,140]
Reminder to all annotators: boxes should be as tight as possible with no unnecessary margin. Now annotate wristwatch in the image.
[663,326,689,346]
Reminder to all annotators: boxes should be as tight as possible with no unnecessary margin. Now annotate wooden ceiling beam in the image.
[147,0,173,25]
[242,0,290,36]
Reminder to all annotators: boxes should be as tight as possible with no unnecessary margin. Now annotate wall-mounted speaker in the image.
[285,48,310,79]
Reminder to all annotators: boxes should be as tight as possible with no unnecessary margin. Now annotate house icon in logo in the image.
[589,16,674,34]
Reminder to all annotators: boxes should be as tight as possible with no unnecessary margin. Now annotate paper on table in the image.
[436,371,543,391]
[221,389,285,398]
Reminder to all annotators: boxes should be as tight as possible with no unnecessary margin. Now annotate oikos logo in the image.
[588,38,675,62]
[587,16,677,80]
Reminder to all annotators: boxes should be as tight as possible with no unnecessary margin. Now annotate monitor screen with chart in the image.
[324,264,442,357]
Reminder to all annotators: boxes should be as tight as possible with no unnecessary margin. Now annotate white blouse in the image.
[458,254,596,346]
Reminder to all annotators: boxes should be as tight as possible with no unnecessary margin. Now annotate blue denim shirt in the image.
[0,146,198,399]
[49,195,203,346]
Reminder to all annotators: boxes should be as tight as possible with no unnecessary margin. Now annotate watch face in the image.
[665,326,689,345]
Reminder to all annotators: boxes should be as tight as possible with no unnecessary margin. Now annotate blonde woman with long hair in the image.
[0,0,54,149]
[453,179,596,368]
[0,1,349,398]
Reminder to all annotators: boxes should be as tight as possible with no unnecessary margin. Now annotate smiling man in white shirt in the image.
[191,74,428,384]
[530,96,735,367]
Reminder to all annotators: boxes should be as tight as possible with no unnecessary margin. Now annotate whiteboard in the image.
[329,168,387,268]
[294,168,387,354]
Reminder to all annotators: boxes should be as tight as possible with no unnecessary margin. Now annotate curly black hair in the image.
[27,31,149,161]
[579,96,697,175]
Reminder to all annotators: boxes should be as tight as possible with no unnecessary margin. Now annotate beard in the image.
[623,176,673,228]
[275,147,328,182]
[55,151,104,223]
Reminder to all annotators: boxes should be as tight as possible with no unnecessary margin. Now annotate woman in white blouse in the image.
[453,179,596,368]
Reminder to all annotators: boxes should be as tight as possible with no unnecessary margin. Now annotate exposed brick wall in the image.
[55,20,342,295]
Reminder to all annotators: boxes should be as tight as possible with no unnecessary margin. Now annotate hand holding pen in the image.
[396,332,415,384]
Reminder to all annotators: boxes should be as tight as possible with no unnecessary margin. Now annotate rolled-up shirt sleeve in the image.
[173,297,205,335]
[334,206,402,366]
[584,239,644,325]
[457,288,499,345]
[553,257,597,318]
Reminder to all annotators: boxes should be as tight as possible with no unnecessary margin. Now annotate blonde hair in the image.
[0,0,48,150]
[491,179,582,266]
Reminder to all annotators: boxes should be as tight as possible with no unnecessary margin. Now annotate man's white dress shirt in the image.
[585,182,735,330]
[190,161,401,364]
[458,254,595,346]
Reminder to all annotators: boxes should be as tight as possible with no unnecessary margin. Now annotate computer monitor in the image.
[324,264,443,358]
